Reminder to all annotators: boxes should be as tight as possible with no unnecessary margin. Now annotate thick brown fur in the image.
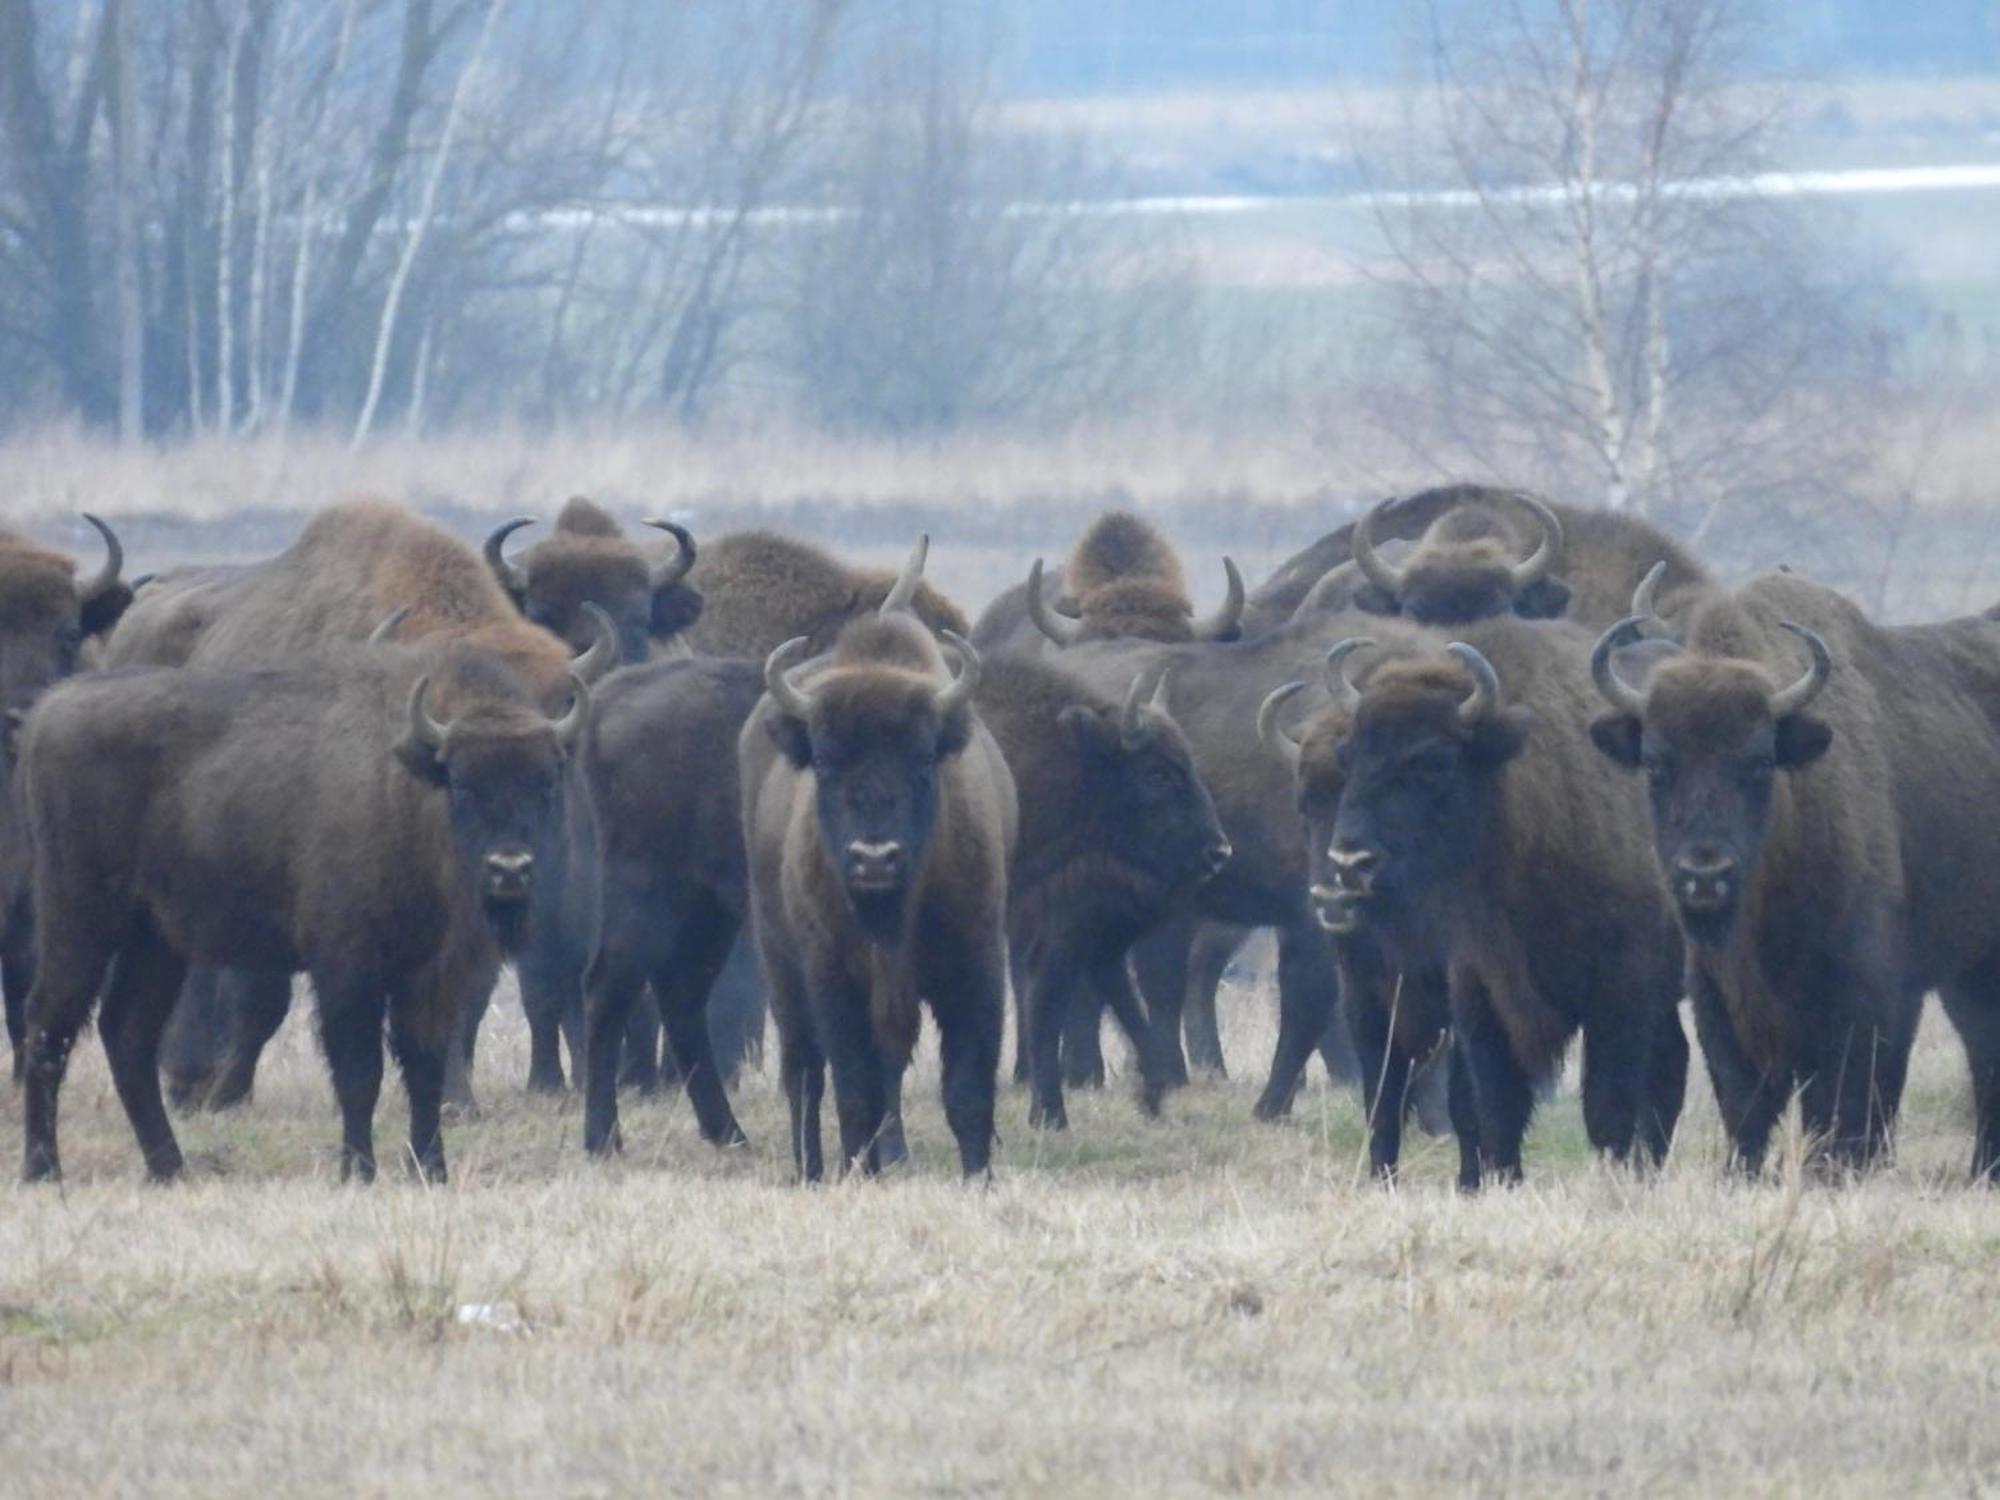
[498,497,703,660]
[103,566,259,669]
[1065,511,1188,602]
[1592,572,2000,1177]
[687,530,968,659]
[741,611,1015,1178]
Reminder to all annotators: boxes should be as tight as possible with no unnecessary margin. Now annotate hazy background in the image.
[6,0,2000,613]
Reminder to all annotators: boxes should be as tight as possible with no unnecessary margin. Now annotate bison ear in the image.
[936,700,974,761]
[766,711,813,770]
[79,582,134,638]
[651,582,703,638]
[1589,713,1644,769]
[1513,576,1570,620]
[1352,583,1398,617]
[1774,712,1832,768]
[1468,705,1533,767]
[394,736,449,787]
[1056,703,1118,764]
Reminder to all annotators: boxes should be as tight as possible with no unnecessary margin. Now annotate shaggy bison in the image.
[482,496,702,660]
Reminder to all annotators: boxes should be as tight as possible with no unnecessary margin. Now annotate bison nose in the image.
[1327,844,1380,893]
[485,850,534,899]
[845,840,905,892]
[1203,839,1233,878]
[1672,848,1737,910]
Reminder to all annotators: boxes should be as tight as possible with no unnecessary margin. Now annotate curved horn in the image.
[1257,681,1309,771]
[483,516,535,597]
[1631,560,1666,621]
[368,606,409,645]
[550,669,592,751]
[1192,556,1247,640]
[1589,615,1651,714]
[1324,636,1377,710]
[1447,643,1502,725]
[1351,497,1407,600]
[405,675,451,753]
[764,637,816,719]
[880,534,930,617]
[572,602,619,683]
[935,629,980,717]
[1149,663,1173,713]
[1122,671,1151,740]
[76,513,124,604]
[1025,558,1082,646]
[1771,622,1832,716]
[1505,492,1564,590]
[1292,561,1362,622]
[644,519,697,592]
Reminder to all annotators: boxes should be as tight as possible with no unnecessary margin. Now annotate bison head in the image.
[1588,615,1832,947]
[398,654,592,950]
[1024,555,1245,646]
[764,630,980,942]
[1268,638,1531,938]
[0,515,130,713]
[1351,492,1570,625]
[1059,668,1230,892]
[485,512,701,663]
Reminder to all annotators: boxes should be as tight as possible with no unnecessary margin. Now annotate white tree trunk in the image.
[109,0,143,443]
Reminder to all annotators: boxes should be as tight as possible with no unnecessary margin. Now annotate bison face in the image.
[766,653,979,945]
[0,516,130,715]
[1320,648,1530,938]
[1589,621,1833,948]
[398,674,589,952]
[1059,686,1230,892]
[525,573,656,666]
[489,516,702,662]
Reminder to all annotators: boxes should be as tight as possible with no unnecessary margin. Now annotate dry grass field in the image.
[3,974,1997,1499]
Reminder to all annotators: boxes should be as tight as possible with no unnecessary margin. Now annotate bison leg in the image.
[388,998,448,1184]
[521,968,574,1096]
[1025,940,1080,1130]
[1446,1045,1481,1192]
[582,951,648,1156]
[19,925,115,1183]
[1007,926,1038,1086]
[619,996,663,1093]
[1340,959,1408,1181]
[1253,917,1340,1121]
[1689,970,1787,1177]
[1180,923,1242,1079]
[652,893,748,1148]
[442,983,485,1120]
[1801,1009,1909,1174]
[1131,922,1192,1089]
[97,921,189,1183]
[1638,1005,1690,1167]
[1939,976,2000,1182]
[160,968,226,1110]
[2,899,33,1087]
[207,966,294,1111]
[707,934,765,1085]
[1091,950,1170,1119]
[1059,989,1107,1090]
[316,978,386,1184]
[768,960,826,1183]
[1579,1010,1649,1165]
[1456,992,1532,1186]
[821,989,891,1177]
[937,975,1002,1180]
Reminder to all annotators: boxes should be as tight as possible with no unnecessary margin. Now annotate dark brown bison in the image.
[101,564,257,670]
[481,496,702,661]
[0,514,133,1078]
[1242,484,1709,636]
[1589,573,2000,1178]
[742,612,1015,1178]
[685,529,969,660]
[16,640,595,1183]
[1264,620,1688,1185]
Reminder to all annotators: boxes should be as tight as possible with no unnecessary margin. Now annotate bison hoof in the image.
[1251,1093,1293,1123]
[1028,1105,1068,1132]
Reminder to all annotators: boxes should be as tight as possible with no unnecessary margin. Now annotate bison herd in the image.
[2,483,1997,1189]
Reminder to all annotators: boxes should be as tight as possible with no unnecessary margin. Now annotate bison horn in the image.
[483,516,535,598]
[764,637,817,719]
[368,607,409,645]
[1257,681,1308,771]
[1770,622,1833,716]
[880,534,930,617]
[572,602,619,683]
[644,519,697,593]
[1122,665,1172,741]
[1351,497,1407,601]
[1025,558,1082,646]
[1631,560,1666,622]
[1149,664,1173,713]
[550,669,592,751]
[1589,615,1652,714]
[935,629,980,717]
[76,513,124,605]
[1324,636,1376,709]
[405,675,452,753]
[1292,562,1362,622]
[1447,643,1502,725]
[1192,557,1247,640]
[1505,492,1564,590]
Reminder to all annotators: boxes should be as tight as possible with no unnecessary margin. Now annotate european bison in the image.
[1265,620,1688,1185]
[16,640,596,1182]
[482,496,702,660]
[743,612,1015,1178]
[1589,572,2000,1178]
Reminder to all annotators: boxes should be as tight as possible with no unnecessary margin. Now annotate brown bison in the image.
[1242,484,1709,636]
[1264,620,1688,1184]
[1589,572,2000,1178]
[685,529,969,660]
[101,564,257,670]
[482,496,702,661]
[742,612,1015,1178]
[16,640,596,1183]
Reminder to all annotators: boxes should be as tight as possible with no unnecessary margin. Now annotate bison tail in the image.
[869,952,922,1067]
